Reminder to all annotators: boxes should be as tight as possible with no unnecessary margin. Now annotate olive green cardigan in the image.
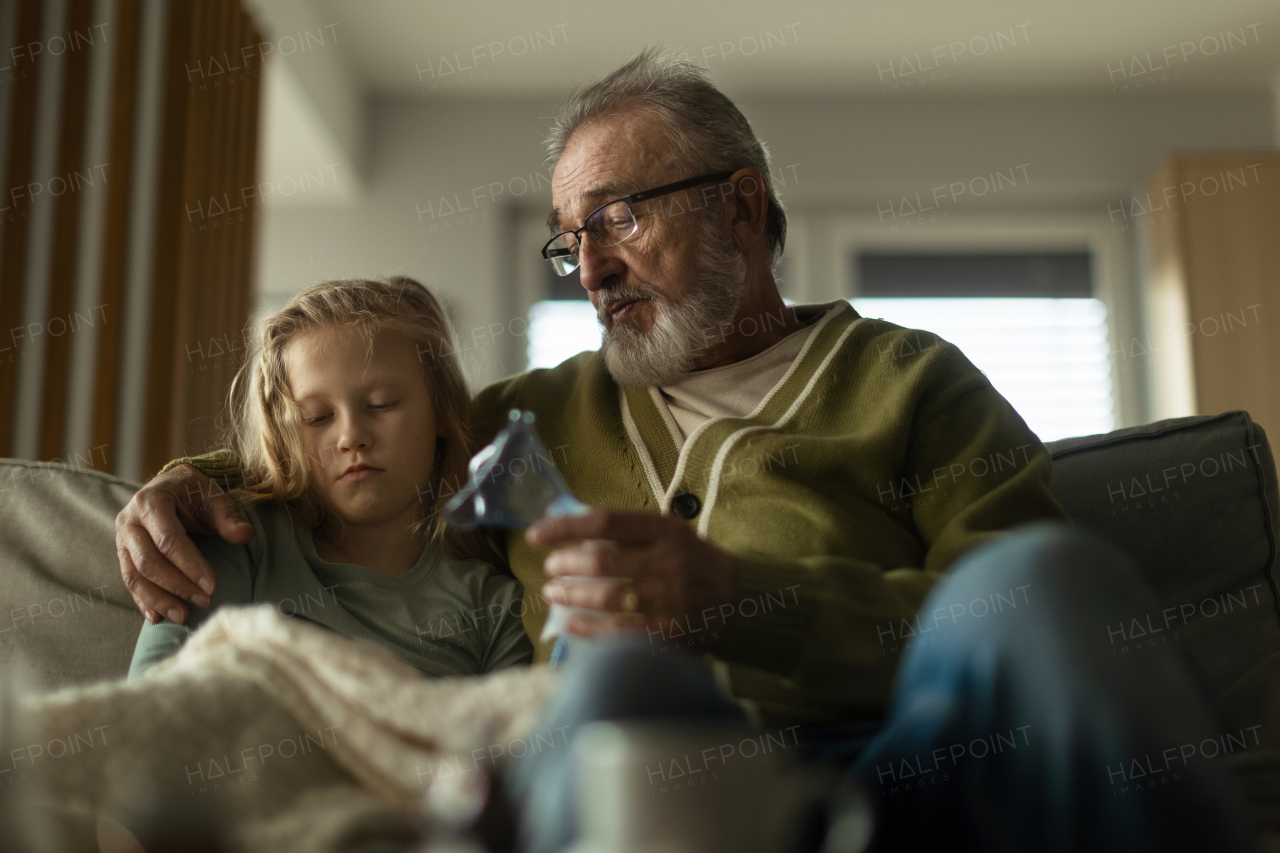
[163,301,1067,723]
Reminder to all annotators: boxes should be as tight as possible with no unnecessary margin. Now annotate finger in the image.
[564,613,643,640]
[119,514,212,609]
[543,543,648,580]
[159,464,219,536]
[633,576,678,621]
[541,578,628,612]
[139,489,220,598]
[205,483,255,544]
[526,508,675,548]
[119,544,191,625]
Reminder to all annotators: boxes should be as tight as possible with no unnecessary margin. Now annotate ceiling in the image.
[250,0,1280,208]
[313,0,1280,99]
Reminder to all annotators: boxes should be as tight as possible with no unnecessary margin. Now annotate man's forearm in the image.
[709,551,934,713]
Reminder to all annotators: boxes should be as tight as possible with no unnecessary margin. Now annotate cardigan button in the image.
[671,493,701,520]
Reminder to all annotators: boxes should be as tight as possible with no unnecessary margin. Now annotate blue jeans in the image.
[508,522,1262,853]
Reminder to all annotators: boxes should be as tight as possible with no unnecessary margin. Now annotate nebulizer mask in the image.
[444,409,610,654]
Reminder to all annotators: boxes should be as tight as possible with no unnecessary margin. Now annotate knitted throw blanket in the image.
[17,605,559,851]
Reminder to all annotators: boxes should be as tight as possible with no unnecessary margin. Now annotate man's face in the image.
[549,102,746,386]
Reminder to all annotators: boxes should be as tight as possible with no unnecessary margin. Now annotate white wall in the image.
[256,90,1276,404]
[740,92,1273,209]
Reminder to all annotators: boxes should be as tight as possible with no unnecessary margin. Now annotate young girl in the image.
[129,277,532,678]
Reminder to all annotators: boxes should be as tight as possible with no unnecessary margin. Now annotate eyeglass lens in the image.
[545,200,638,275]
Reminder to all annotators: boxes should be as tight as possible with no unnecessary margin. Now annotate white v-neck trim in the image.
[698,315,864,535]
[657,320,817,442]
[658,302,847,514]
[649,385,685,448]
[620,386,666,506]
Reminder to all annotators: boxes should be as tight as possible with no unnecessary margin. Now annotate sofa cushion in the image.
[1046,411,1280,698]
[0,460,143,691]
[4,411,1278,700]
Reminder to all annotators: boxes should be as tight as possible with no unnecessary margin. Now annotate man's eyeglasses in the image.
[541,171,735,276]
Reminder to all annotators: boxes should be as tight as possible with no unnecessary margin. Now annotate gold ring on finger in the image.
[619,584,640,614]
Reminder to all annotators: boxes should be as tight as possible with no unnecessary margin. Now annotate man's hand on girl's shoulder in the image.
[115,463,255,627]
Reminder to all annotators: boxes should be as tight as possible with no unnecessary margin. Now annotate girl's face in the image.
[283,324,442,533]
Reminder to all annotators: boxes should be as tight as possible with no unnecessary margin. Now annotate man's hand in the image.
[115,464,255,625]
[529,509,737,640]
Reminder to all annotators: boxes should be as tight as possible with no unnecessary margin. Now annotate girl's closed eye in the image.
[304,400,400,425]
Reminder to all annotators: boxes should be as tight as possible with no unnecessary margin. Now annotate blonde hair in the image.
[221,276,496,562]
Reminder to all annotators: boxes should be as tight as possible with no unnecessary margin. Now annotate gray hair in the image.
[545,47,787,268]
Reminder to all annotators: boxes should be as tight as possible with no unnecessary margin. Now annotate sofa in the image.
[1,411,1278,837]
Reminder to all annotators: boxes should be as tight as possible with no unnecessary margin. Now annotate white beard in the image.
[598,218,748,388]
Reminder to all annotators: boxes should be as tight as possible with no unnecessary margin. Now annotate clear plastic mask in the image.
[444,409,589,527]
[443,409,606,646]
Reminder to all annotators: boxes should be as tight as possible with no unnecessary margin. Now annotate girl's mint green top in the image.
[129,499,533,679]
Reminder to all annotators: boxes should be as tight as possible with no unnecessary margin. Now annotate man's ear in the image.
[728,167,768,253]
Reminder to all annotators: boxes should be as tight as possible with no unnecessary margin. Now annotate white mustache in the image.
[598,288,657,322]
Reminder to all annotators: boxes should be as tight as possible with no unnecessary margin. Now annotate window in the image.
[522,251,1116,443]
[852,252,1114,442]
[524,270,795,371]
[526,268,602,370]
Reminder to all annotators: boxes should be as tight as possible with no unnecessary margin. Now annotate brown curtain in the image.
[0,0,263,481]
[142,0,262,478]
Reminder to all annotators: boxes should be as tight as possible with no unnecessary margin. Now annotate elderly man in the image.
[116,50,1256,852]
